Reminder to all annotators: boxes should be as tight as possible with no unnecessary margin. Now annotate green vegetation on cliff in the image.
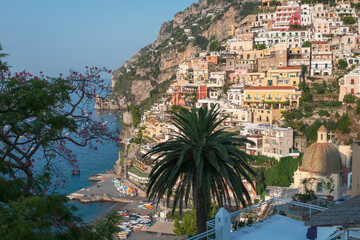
[254,156,302,195]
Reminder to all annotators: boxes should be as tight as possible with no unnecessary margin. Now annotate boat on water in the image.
[71,169,80,175]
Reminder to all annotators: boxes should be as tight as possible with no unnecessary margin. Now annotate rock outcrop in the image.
[106,0,254,110]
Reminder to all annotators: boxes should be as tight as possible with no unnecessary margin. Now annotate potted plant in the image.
[322,177,335,201]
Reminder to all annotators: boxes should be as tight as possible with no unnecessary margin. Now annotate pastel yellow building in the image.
[237,49,268,61]
[143,118,166,143]
[263,66,302,88]
[243,86,301,123]
[247,72,265,85]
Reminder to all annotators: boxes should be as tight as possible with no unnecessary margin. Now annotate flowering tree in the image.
[0,45,121,239]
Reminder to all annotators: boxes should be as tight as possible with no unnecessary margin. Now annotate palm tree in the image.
[144,106,256,235]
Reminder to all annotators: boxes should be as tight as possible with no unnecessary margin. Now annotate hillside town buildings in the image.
[124,1,360,220]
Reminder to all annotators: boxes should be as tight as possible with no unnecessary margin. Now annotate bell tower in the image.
[317,125,328,143]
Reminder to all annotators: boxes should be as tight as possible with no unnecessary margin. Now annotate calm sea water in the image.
[53,78,123,223]
[25,78,123,222]
[58,109,123,222]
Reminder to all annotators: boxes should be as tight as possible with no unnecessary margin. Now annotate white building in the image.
[301,4,313,25]
[239,123,299,160]
[227,84,244,106]
[255,30,312,48]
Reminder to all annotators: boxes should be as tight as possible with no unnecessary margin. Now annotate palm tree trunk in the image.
[195,187,208,235]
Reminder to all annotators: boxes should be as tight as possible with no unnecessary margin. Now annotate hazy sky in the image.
[0,0,196,78]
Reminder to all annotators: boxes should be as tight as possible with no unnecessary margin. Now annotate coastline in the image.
[67,173,146,203]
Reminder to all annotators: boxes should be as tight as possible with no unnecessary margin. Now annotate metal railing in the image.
[325,230,345,240]
[187,197,329,240]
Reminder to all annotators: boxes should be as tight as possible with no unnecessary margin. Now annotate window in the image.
[316,182,323,193]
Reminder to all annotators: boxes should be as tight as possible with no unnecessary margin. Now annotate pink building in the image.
[290,7,301,25]
[226,69,252,84]
[273,3,300,31]
[339,69,360,101]
[314,20,330,35]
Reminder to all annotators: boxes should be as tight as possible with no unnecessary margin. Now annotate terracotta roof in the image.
[276,66,302,70]
[245,86,296,90]
[305,195,360,227]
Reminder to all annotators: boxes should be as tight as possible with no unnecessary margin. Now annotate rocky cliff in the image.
[104,0,258,110]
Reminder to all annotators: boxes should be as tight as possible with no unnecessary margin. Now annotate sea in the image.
[45,78,123,223]
[57,108,123,223]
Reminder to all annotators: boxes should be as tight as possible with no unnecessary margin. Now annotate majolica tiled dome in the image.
[301,126,342,175]
[302,142,342,174]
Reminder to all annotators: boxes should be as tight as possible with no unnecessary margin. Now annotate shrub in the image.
[304,103,314,113]
[254,44,266,50]
[282,108,304,122]
[304,120,323,142]
[356,99,360,115]
[209,40,219,51]
[305,112,313,118]
[318,110,330,117]
[316,86,326,94]
[302,41,311,47]
[195,36,209,50]
[342,16,356,25]
[343,94,356,103]
[338,59,348,70]
[336,114,352,134]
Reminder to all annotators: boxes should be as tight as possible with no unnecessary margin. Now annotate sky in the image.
[0,0,196,78]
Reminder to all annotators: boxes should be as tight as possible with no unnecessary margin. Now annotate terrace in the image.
[187,197,331,240]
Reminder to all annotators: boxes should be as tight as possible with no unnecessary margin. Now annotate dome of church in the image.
[301,126,342,175]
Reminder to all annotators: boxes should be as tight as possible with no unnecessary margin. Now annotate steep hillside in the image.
[105,0,259,110]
